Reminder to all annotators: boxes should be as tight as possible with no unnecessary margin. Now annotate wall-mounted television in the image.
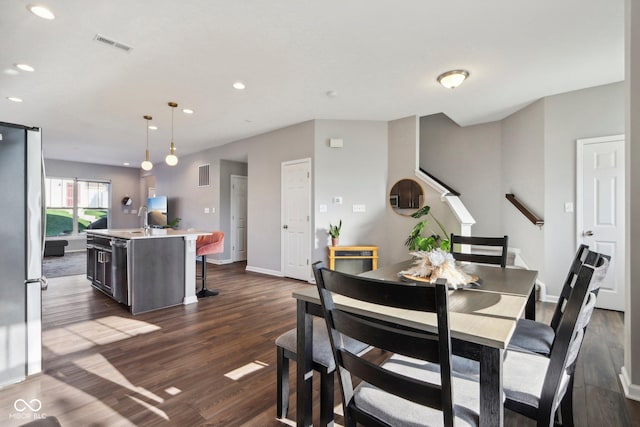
[147,196,168,227]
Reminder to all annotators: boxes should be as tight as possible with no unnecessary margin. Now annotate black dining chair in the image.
[451,256,608,427]
[449,233,509,267]
[508,247,609,356]
[503,257,607,427]
[312,262,480,427]
[275,318,369,426]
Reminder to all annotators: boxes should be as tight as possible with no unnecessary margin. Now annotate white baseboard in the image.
[205,257,233,265]
[245,265,284,277]
[620,366,640,401]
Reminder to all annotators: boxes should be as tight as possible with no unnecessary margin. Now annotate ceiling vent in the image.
[198,164,210,187]
[94,34,133,53]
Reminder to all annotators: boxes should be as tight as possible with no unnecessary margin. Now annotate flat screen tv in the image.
[147,196,168,227]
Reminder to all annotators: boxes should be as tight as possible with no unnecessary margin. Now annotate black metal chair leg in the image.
[197,254,219,298]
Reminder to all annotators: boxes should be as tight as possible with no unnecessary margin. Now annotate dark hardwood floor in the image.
[0,262,638,426]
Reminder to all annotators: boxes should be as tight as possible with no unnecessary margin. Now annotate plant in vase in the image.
[400,205,475,287]
[328,220,342,246]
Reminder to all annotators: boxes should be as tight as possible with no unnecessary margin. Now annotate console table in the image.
[327,245,378,274]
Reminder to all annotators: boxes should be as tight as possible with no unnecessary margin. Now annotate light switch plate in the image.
[333,196,343,205]
[564,202,574,213]
[319,204,327,213]
[353,204,366,213]
[204,207,210,214]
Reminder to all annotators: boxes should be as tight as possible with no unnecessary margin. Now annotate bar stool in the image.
[195,231,224,298]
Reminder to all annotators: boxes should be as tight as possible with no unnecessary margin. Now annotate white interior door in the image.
[281,159,311,281]
[577,135,625,311]
[230,175,248,262]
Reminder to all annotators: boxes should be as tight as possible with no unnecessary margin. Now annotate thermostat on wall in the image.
[329,138,343,148]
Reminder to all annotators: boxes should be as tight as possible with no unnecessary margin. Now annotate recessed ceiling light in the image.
[437,69,469,89]
[182,108,194,114]
[123,162,130,166]
[16,64,35,72]
[4,69,19,76]
[27,5,55,20]
[233,81,246,90]
[7,97,23,103]
[148,125,158,130]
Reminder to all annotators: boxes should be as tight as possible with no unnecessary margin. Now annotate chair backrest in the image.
[538,255,609,421]
[549,244,590,331]
[312,262,455,427]
[196,231,225,255]
[550,248,610,332]
[450,234,509,267]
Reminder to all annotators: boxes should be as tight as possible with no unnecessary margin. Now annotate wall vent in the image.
[198,164,210,187]
[94,34,133,53]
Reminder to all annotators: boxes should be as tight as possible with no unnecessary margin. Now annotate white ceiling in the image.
[0,0,624,167]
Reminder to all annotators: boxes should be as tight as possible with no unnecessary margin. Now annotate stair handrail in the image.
[418,168,461,196]
[505,193,544,227]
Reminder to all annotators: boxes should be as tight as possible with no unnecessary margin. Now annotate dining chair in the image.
[275,318,369,426]
[508,248,610,356]
[449,233,509,267]
[312,262,480,427]
[195,231,224,298]
[452,257,607,427]
[503,257,607,427]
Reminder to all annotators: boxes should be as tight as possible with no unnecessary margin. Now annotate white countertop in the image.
[86,228,210,240]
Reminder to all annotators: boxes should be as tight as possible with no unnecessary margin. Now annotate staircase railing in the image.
[506,193,544,227]
[418,168,460,196]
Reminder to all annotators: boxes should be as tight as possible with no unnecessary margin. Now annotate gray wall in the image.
[543,82,624,295]
[420,113,503,236]
[501,100,546,279]
[152,121,313,269]
[44,159,142,250]
[625,0,640,390]
[313,120,388,266]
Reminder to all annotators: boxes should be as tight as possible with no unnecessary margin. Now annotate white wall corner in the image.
[620,366,640,402]
[512,248,547,301]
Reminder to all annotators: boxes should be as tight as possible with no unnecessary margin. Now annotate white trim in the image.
[246,265,284,277]
[182,236,198,305]
[204,257,233,265]
[620,366,640,402]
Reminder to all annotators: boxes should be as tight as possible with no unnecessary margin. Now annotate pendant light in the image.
[165,101,179,166]
[141,115,153,171]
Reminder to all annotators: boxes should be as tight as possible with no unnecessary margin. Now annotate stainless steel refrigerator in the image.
[0,122,45,387]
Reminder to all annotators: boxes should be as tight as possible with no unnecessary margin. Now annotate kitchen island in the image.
[86,228,209,314]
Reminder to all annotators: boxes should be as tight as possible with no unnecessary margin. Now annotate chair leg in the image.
[559,376,575,427]
[319,368,334,426]
[197,255,219,298]
[276,346,289,419]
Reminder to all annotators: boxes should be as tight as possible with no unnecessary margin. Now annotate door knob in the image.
[584,230,594,236]
[283,225,288,229]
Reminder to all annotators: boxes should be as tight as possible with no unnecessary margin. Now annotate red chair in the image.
[195,231,224,298]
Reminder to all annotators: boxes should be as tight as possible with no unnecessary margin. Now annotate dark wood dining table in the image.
[292,260,538,427]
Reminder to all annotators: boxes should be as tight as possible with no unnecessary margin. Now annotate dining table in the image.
[292,259,538,427]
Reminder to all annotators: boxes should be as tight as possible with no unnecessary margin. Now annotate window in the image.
[45,177,111,237]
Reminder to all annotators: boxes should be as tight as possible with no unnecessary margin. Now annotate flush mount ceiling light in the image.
[437,69,469,89]
[141,115,153,171]
[233,81,246,90]
[7,96,23,103]
[148,125,158,130]
[15,63,35,72]
[182,108,194,114]
[27,4,55,20]
[165,102,179,166]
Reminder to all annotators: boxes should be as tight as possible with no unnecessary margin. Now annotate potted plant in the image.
[328,220,342,246]
[404,205,449,252]
[166,217,182,229]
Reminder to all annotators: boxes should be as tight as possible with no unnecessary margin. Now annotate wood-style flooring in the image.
[0,262,638,426]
